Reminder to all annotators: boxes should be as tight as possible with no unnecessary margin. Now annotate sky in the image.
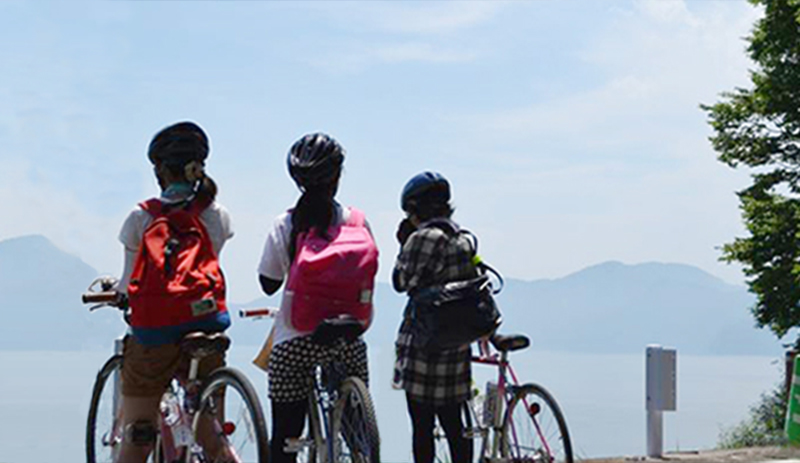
[0,0,763,303]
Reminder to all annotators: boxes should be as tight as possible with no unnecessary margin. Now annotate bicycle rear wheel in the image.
[502,383,573,463]
[86,355,124,463]
[191,367,269,463]
[333,377,380,463]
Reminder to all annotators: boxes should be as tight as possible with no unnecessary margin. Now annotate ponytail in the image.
[194,175,218,210]
[289,183,336,261]
[157,161,217,210]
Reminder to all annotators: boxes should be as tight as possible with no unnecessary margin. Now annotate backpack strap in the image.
[421,220,505,295]
[345,207,367,227]
[140,197,205,219]
[139,198,165,218]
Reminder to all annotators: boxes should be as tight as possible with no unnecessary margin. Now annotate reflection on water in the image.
[0,347,780,463]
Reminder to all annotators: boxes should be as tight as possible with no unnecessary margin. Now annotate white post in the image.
[646,345,677,458]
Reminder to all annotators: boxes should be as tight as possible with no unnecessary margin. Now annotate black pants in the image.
[406,394,473,463]
[270,399,308,463]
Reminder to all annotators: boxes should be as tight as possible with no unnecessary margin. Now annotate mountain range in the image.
[0,234,785,356]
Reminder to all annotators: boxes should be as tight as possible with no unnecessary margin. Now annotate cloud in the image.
[455,0,760,160]
[308,41,477,74]
[288,1,508,73]
[300,1,505,36]
[634,0,700,26]
[361,2,504,35]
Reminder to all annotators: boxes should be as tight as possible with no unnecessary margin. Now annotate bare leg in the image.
[116,394,160,463]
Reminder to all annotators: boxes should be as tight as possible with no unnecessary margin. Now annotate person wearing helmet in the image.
[115,121,234,463]
[257,133,371,463]
[393,172,477,463]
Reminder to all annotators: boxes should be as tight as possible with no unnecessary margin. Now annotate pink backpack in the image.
[287,207,379,333]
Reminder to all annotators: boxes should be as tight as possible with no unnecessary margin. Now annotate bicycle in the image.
[82,276,269,463]
[240,307,380,463]
[433,334,573,463]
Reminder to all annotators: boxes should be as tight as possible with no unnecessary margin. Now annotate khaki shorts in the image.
[121,335,225,397]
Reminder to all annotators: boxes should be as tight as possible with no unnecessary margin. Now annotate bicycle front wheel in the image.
[502,383,573,463]
[87,355,124,463]
[333,377,380,463]
[191,367,269,463]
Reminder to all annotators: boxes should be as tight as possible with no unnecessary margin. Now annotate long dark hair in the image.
[289,181,337,261]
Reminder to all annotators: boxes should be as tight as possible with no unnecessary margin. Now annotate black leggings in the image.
[406,394,473,463]
[270,399,308,463]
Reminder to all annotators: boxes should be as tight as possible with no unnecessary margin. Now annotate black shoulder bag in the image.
[408,226,503,351]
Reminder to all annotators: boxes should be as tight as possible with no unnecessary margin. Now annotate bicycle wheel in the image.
[433,401,478,463]
[87,355,124,463]
[502,383,573,463]
[191,367,269,463]
[333,377,380,463]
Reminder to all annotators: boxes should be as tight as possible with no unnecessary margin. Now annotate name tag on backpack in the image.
[191,298,218,317]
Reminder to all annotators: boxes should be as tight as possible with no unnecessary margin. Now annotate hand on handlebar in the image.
[82,276,127,309]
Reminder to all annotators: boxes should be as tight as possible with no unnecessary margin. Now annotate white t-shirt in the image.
[258,204,356,346]
[118,201,234,293]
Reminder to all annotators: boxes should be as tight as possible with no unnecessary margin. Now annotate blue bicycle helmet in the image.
[400,171,450,213]
[287,133,345,188]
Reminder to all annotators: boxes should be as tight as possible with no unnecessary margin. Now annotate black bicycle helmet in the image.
[287,133,344,188]
[147,121,209,166]
[401,171,450,213]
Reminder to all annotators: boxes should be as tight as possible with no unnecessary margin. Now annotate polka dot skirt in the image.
[267,335,369,403]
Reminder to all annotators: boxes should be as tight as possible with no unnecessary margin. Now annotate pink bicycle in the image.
[82,277,269,463]
[435,335,573,463]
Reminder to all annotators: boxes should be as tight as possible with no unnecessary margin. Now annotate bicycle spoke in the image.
[192,368,268,463]
[503,385,573,463]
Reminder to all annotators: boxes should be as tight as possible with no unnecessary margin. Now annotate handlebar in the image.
[239,307,279,319]
[82,291,119,305]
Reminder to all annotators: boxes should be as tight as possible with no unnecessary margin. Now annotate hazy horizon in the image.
[0,0,763,303]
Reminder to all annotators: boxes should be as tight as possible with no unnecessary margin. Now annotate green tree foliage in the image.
[703,0,800,343]
[718,382,787,448]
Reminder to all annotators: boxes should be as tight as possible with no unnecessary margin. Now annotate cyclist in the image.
[393,172,476,463]
[257,132,372,463]
[115,121,234,463]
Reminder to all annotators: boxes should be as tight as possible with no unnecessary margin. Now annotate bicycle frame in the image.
[309,359,347,463]
[470,340,555,461]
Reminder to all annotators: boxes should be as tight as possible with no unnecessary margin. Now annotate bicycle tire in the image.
[191,367,269,463]
[86,355,124,463]
[432,401,476,463]
[502,383,573,463]
[333,377,380,463]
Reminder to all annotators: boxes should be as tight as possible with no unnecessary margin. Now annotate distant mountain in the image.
[232,261,782,356]
[493,261,780,356]
[0,235,785,356]
[0,235,126,350]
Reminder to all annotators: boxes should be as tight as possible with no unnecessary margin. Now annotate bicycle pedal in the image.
[284,437,313,453]
[463,427,487,439]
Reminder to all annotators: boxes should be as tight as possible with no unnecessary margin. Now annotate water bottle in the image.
[160,391,181,426]
[483,382,499,427]
[160,391,192,447]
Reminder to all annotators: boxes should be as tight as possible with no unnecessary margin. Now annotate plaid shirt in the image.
[393,220,478,405]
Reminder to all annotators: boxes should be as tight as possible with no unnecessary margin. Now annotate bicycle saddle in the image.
[311,316,364,346]
[180,332,231,357]
[490,334,530,352]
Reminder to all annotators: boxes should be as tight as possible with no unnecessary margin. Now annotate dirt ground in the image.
[584,446,800,463]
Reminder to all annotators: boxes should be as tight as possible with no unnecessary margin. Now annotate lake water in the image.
[0,346,781,463]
